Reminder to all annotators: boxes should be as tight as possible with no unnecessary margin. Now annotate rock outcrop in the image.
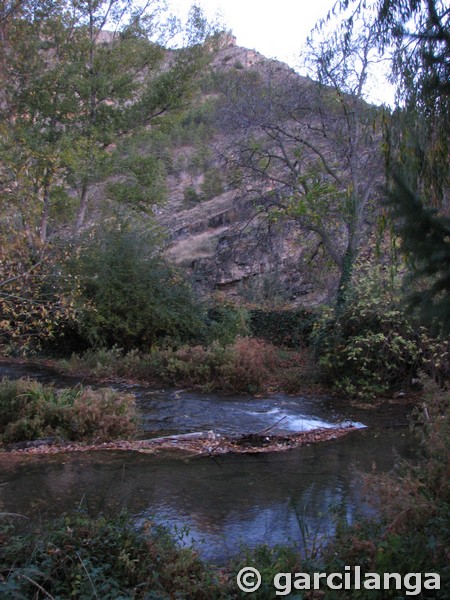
[156,42,341,306]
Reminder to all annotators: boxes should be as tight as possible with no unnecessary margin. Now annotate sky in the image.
[166,0,337,66]
[164,0,395,106]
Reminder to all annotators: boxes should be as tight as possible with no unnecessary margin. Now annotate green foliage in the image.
[68,223,204,350]
[189,143,214,173]
[0,237,76,355]
[367,0,450,335]
[0,512,225,599]
[200,167,224,200]
[107,153,168,210]
[229,544,303,599]
[0,0,213,243]
[0,378,137,444]
[183,184,201,205]
[203,304,250,345]
[172,98,217,147]
[390,176,450,336]
[249,309,317,348]
[311,273,422,399]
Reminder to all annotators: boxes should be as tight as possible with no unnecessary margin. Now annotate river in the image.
[0,362,415,563]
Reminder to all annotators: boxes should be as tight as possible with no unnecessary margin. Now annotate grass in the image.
[0,512,227,599]
[58,338,315,395]
[0,378,138,445]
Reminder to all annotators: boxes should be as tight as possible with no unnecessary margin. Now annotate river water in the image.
[0,362,415,563]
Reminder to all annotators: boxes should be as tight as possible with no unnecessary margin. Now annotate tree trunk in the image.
[75,181,89,231]
[39,184,50,244]
[336,245,356,309]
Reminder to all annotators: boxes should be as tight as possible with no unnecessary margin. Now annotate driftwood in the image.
[2,425,360,456]
[141,431,216,443]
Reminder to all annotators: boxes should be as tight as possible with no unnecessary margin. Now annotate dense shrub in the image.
[311,269,450,399]
[60,340,313,394]
[0,238,76,356]
[249,308,317,348]
[0,378,137,444]
[200,167,224,200]
[68,223,204,351]
[183,184,201,204]
[310,273,425,399]
[60,346,152,379]
[156,337,280,394]
[0,513,225,599]
[204,304,250,345]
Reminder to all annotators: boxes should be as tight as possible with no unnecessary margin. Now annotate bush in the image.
[249,308,317,348]
[60,340,314,394]
[0,378,137,444]
[68,222,204,351]
[0,239,76,356]
[0,513,225,599]
[154,337,280,394]
[225,337,279,393]
[311,269,450,400]
[200,167,224,200]
[183,184,200,204]
[204,304,250,346]
[311,275,422,399]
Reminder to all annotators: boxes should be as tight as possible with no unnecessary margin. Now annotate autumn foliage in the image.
[0,238,76,355]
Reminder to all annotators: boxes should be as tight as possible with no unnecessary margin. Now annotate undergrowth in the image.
[311,272,449,400]
[0,378,137,445]
[317,382,450,598]
[59,337,312,394]
[0,512,225,599]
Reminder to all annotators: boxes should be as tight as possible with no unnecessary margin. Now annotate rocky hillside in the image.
[156,35,350,306]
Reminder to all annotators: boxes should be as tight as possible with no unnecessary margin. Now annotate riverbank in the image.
[1,388,447,599]
[1,380,446,597]
[1,339,323,396]
[0,350,421,403]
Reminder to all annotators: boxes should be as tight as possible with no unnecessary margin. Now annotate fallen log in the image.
[141,431,216,443]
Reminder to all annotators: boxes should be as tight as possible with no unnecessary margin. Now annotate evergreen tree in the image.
[390,176,450,334]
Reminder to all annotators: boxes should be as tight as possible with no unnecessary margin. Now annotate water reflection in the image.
[0,428,415,563]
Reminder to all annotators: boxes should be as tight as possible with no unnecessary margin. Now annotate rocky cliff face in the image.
[155,39,347,306]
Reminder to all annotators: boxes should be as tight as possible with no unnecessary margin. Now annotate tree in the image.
[330,0,449,331]
[217,18,384,305]
[334,0,449,203]
[0,0,212,248]
[0,1,216,353]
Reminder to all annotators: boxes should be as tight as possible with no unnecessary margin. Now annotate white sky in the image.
[165,0,395,106]
[166,0,337,66]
